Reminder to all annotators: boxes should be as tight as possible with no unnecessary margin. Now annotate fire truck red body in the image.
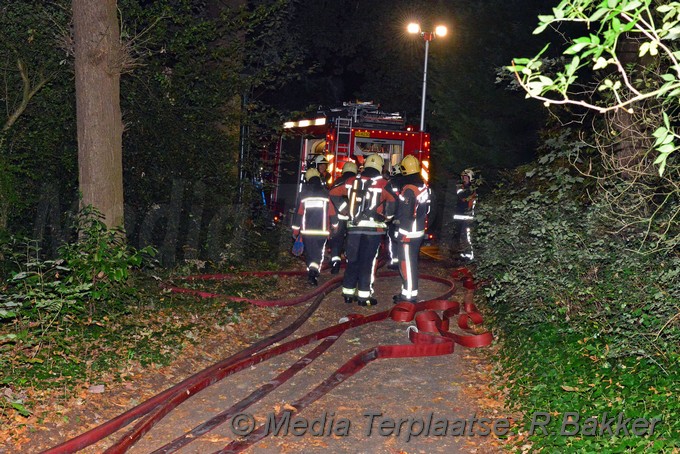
[270,102,431,223]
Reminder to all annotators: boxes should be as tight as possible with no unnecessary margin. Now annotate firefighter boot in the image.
[307,269,319,286]
[393,294,417,304]
[343,295,355,304]
[330,260,341,275]
[357,297,378,307]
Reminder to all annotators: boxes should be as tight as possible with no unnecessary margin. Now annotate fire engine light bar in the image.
[283,117,326,128]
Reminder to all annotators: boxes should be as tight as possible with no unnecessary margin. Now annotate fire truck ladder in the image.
[334,117,352,160]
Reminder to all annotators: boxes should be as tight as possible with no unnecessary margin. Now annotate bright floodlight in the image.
[407,23,421,34]
[435,25,447,37]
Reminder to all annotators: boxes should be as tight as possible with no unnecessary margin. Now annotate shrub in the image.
[475,133,680,451]
[58,206,155,316]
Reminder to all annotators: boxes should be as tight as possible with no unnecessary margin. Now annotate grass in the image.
[492,321,680,453]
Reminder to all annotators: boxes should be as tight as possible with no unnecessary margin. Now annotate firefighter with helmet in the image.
[292,168,338,286]
[453,168,477,261]
[341,153,396,306]
[327,161,358,274]
[392,155,431,303]
[311,154,331,187]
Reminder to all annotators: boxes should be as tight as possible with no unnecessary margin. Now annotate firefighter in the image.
[341,153,396,306]
[392,155,431,303]
[453,168,477,261]
[385,164,403,270]
[292,168,338,286]
[310,154,331,188]
[327,161,358,274]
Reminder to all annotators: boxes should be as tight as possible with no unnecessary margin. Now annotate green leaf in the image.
[589,8,609,22]
[622,1,642,12]
[653,126,669,138]
[11,403,32,417]
[565,42,590,54]
[593,57,609,70]
[565,56,580,77]
[657,142,675,153]
[526,81,546,96]
[662,25,680,40]
[656,156,668,175]
[534,23,551,34]
[663,111,672,128]
[639,41,651,57]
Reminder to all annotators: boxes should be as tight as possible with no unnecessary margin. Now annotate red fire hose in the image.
[42,267,491,454]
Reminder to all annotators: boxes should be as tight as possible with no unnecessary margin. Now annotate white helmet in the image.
[461,169,474,182]
[313,155,329,166]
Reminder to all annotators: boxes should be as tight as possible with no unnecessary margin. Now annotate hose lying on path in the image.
[43,267,491,454]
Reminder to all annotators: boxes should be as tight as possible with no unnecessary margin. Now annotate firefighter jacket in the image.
[454,183,476,221]
[385,174,403,201]
[292,178,338,236]
[346,168,396,235]
[394,173,431,240]
[328,172,355,221]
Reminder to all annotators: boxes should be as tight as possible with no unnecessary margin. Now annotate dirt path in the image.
[10,257,508,454]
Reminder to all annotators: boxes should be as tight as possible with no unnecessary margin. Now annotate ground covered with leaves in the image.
[1,257,512,454]
[0,265,307,451]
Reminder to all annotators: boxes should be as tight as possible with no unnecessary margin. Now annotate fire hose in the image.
[42,267,491,453]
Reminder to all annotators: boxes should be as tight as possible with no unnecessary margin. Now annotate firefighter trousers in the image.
[302,235,327,273]
[398,237,423,301]
[328,221,347,264]
[452,220,474,261]
[341,232,382,299]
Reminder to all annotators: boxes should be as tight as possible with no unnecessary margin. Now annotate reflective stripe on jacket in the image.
[395,179,431,239]
[292,186,338,236]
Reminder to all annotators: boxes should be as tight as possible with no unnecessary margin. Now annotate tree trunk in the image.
[72,0,124,229]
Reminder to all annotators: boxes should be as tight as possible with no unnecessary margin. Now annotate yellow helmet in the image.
[363,153,384,172]
[342,161,358,174]
[399,155,420,175]
[305,168,320,181]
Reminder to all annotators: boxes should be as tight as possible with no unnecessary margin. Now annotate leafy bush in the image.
[475,133,680,451]
[1,238,91,347]
[58,206,155,315]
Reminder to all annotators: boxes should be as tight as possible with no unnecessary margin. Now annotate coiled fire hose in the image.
[42,267,491,454]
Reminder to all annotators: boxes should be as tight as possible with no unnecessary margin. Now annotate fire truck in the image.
[270,101,431,224]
